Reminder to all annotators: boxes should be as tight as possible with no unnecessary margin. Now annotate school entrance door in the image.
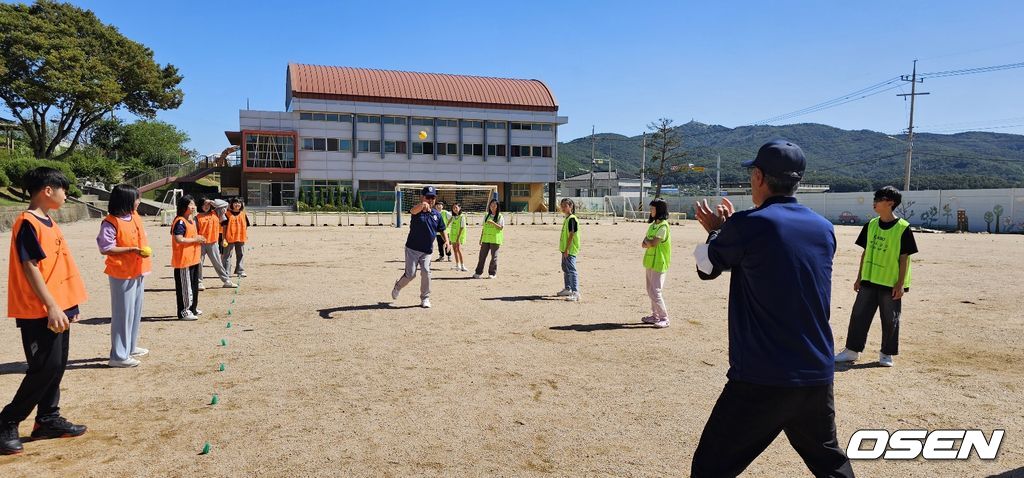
[246,180,295,208]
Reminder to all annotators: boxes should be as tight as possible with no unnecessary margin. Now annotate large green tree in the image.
[0,1,183,159]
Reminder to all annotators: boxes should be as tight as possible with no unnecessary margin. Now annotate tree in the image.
[983,211,994,233]
[116,120,194,168]
[895,200,916,222]
[919,205,939,228]
[645,118,688,197]
[0,1,184,159]
[993,205,1004,233]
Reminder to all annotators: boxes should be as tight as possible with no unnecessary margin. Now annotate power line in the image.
[918,61,1024,79]
[751,78,902,125]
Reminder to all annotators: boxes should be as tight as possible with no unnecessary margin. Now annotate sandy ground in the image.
[0,216,1022,477]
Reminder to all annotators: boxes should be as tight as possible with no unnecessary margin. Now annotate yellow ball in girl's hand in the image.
[418,130,428,140]
[221,240,228,248]
[139,246,153,257]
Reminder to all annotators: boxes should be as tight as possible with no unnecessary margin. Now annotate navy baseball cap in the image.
[421,186,437,197]
[742,140,806,179]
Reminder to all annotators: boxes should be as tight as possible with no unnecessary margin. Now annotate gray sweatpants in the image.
[199,243,230,285]
[394,247,431,300]
[222,242,245,275]
[645,269,668,319]
[109,276,145,361]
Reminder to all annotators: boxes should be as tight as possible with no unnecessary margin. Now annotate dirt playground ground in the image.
[1,216,1022,477]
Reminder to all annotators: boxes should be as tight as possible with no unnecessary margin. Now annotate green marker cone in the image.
[210,393,219,405]
[226,322,232,328]
[201,442,211,454]
[218,363,225,372]
[227,310,232,316]
[220,338,227,346]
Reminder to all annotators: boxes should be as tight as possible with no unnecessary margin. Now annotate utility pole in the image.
[589,125,596,197]
[716,153,721,197]
[898,60,930,191]
[640,133,647,207]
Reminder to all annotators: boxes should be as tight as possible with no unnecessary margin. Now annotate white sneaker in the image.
[641,315,658,324]
[834,348,860,363]
[238,272,247,278]
[222,281,238,288]
[180,311,198,321]
[194,309,203,316]
[487,275,496,279]
[460,265,468,272]
[555,288,572,297]
[109,357,140,368]
[421,298,432,308]
[653,318,670,328]
[130,347,149,357]
[391,282,401,300]
[566,291,580,302]
[197,283,206,291]
[472,274,482,279]
[879,353,894,367]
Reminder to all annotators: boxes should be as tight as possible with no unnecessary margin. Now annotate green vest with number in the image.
[559,214,581,256]
[643,221,671,272]
[860,217,912,288]
[481,213,504,245]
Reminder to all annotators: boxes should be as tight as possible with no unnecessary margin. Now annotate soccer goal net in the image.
[394,183,498,227]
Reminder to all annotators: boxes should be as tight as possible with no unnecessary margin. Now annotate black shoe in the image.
[0,422,23,455]
[30,416,87,440]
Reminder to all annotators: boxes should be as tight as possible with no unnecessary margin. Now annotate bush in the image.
[0,168,9,188]
[62,148,124,185]
[2,158,82,197]
[296,201,362,212]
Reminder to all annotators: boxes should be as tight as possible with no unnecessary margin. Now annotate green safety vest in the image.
[481,213,504,245]
[438,210,451,236]
[559,214,581,256]
[860,217,912,288]
[448,214,466,242]
[643,221,671,272]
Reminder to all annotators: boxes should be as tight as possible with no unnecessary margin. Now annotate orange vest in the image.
[103,213,152,279]
[170,216,201,268]
[225,211,248,243]
[7,212,89,319]
[196,212,221,243]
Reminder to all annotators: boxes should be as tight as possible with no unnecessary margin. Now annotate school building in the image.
[224,63,568,211]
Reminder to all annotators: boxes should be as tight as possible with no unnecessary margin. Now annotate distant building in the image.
[718,182,831,195]
[559,171,619,197]
[225,63,568,211]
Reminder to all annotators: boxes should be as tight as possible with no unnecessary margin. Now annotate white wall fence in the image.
[592,188,1024,233]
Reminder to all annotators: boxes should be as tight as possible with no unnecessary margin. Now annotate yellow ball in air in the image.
[418,130,428,140]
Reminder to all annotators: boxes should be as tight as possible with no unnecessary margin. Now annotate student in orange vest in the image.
[1,167,89,455]
[221,197,249,278]
[196,198,237,290]
[171,195,206,321]
[96,185,152,368]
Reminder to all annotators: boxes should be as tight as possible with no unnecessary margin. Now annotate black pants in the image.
[475,243,500,276]
[0,320,70,424]
[691,380,854,478]
[174,264,200,317]
[845,286,901,355]
[436,235,450,259]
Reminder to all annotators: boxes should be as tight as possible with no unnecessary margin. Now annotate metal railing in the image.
[123,156,221,191]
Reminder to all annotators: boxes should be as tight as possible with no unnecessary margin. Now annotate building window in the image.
[412,142,434,155]
[382,116,407,125]
[486,121,506,129]
[358,140,381,153]
[300,112,352,122]
[462,120,483,129]
[436,119,458,128]
[299,180,353,206]
[532,146,543,157]
[437,143,450,155]
[384,141,407,154]
[511,183,531,197]
[487,144,507,156]
[542,146,552,157]
[340,139,352,151]
[356,115,381,124]
[462,143,483,156]
[411,117,434,126]
[245,134,295,169]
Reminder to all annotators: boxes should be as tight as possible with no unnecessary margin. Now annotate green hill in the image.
[557,122,1024,192]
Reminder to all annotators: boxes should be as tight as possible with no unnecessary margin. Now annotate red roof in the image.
[287,63,558,112]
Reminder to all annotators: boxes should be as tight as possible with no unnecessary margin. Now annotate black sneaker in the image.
[30,416,87,440]
[0,421,23,455]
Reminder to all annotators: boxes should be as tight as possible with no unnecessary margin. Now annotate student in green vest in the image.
[835,186,918,367]
[434,201,453,262]
[448,203,468,271]
[556,198,581,301]
[473,199,503,279]
[641,198,671,328]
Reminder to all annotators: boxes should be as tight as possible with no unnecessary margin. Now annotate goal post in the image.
[394,183,498,227]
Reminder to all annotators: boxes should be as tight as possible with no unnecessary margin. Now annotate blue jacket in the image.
[700,196,837,386]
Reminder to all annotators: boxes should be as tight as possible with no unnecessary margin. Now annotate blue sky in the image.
[10,0,1024,154]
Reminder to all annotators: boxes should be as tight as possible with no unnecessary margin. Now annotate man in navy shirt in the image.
[691,140,853,477]
[392,186,448,308]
